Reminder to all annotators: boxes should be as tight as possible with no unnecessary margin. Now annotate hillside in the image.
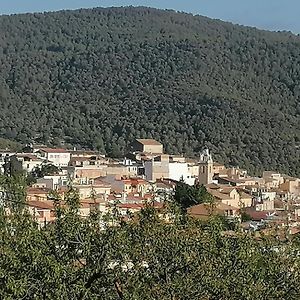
[0,7,299,175]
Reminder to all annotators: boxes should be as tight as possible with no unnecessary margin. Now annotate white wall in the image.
[46,152,71,167]
[169,162,195,185]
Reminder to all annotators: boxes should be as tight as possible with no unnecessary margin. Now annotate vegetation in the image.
[0,175,300,299]
[174,180,214,210]
[31,164,60,178]
[0,7,299,175]
[0,138,22,152]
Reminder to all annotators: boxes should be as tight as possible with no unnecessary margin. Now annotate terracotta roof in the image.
[80,198,107,204]
[27,200,54,210]
[27,187,51,195]
[206,183,220,190]
[136,139,162,146]
[39,148,69,153]
[117,201,163,210]
[187,203,220,217]
[16,153,42,161]
[217,202,239,211]
[117,203,144,209]
[239,191,252,199]
[244,209,277,221]
[207,189,232,201]
[220,187,236,194]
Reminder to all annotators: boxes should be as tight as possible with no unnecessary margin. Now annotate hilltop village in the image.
[1,139,299,234]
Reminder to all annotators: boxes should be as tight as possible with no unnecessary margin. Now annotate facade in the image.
[37,148,71,167]
[198,149,214,185]
[73,184,111,199]
[187,202,239,220]
[131,139,163,154]
[169,162,196,185]
[207,185,253,208]
[144,155,169,181]
[15,153,44,172]
[35,175,68,190]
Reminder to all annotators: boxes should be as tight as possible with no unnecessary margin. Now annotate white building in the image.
[144,155,198,185]
[169,162,196,185]
[37,148,71,167]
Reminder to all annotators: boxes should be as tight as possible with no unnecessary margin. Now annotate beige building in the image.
[187,202,239,220]
[131,139,163,154]
[144,154,169,181]
[73,183,111,200]
[207,184,253,208]
[280,178,300,196]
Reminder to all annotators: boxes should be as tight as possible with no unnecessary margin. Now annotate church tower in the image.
[198,149,214,185]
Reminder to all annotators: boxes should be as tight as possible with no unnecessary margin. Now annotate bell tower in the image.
[198,149,213,185]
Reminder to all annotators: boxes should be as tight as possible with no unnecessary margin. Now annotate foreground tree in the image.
[1,176,300,299]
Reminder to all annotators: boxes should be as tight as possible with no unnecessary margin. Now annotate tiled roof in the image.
[16,153,42,161]
[27,187,51,195]
[136,139,162,146]
[27,200,54,210]
[39,148,69,153]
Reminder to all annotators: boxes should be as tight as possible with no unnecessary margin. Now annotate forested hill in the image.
[0,7,299,175]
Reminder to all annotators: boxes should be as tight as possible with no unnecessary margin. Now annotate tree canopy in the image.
[1,176,300,299]
[0,7,299,175]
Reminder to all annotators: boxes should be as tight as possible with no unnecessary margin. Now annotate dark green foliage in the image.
[32,164,60,178]
[0,138,22,152]
[174,181,213,209]
[0,7,299,175]
[3,156,23,178]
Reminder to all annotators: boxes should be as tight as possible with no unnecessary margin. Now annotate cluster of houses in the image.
[1,139,300,235]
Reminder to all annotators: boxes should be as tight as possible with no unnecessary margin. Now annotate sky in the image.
[0,0,299,33]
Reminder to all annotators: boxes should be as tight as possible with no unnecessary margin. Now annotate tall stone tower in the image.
[198,149,214,185]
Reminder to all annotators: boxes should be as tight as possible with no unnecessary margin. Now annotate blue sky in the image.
[1,0,299,33]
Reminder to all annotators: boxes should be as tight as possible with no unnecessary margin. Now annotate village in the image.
[0,138,299,236]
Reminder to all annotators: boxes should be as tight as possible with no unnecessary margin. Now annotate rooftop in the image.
[136,139,162,146]
[39,148,69,153]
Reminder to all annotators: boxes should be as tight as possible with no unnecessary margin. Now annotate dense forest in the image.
[0,7,299,175]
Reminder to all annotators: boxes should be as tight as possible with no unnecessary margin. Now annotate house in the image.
[207,185,253,208]
[187,202,239,220]
[131,139,163,154]
[280,178,300,196]
[68,164,108,181]
[115,201,163,216]
[27,200,55,226]
[73,182,111,200]
[212,162,226,174]
[27,198,106,225]
[103,176,150,196]
[34,175,68,190]
[69,149,105,158]
[15,153,44,172]
[263,171,284,188]
[169,161,197,185]
[27,187,51,201]
[37,148,71,167]
[144,155,169,181]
